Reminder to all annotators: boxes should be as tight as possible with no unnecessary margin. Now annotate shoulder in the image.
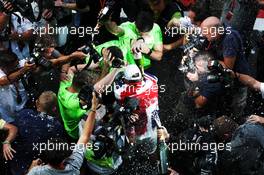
[27,165,49,175]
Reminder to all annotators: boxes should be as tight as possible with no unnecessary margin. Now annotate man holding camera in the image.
[176,52,225,122]
[200,16,251,119]
[0,52,35,122]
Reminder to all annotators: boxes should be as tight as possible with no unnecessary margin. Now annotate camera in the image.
[181,34,208,53]
[97,0,116,23]
[78,84,96,110]
[82,43,102,64]
[27,44,52,70]
[207,60,233,89]
[0,0,36,22]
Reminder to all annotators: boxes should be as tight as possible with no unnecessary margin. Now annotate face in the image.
[188,10,196,25]
[200,25,220,42]
[149,0,166,13]
[195,59,208,74]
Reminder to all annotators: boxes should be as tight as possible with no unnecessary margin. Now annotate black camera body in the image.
[78,84,95,110]
[207,60,233,89]
[0,0,36,22]
[181,34,208,53]
[28,44,52,70]
[82,43,101,64]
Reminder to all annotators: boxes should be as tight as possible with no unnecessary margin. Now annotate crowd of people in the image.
[0,0,264,174]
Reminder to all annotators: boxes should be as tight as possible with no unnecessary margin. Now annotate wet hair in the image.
[135,11,154,33]
[190,3,211,23]
[107,46,124,60]
[0,52,18,68]
[72,70,100,91]
[38,91,58,116]
[42,138,72,166]
[193,51,213,72]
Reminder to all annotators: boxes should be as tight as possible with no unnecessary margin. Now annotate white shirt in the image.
[0,60,28,122]
[10,12,34,60]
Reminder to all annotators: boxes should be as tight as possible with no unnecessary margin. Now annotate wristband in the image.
[261,83,264,99]
[2,141,10,145]
[137,37,145,42]
[147,49,152,56]
[90,109,96,113]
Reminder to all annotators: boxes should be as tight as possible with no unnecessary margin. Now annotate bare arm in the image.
[0,63,35,86]
[104,20,124,36]
[94,68,121,93]
[0,12,9,31]
[77,93,98,145]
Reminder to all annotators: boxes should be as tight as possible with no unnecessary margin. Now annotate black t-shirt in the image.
[156,2,183,44]
[208,26,251,75]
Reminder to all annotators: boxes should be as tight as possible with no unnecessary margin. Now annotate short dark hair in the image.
[42,138,72,166]
[135,11,154,33]
[190,3,211,23]
[0,52,18,68]
[107,46,124,60]
[72,70,100,91]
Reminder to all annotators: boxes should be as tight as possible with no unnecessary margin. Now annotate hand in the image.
[3,143,16,160]
[168,168,179,175]
[247,115,264,124]
[24,62,36,71]
[91,92,99,111]
[70,51,87,60]
[3,1,13,13]
[186,71,198,82]
[28,159,43,171]
[60,72,70,81]
[128,114,139,124]
[42,9,53,20]
[158,127,170,141]
[54,0,63,7]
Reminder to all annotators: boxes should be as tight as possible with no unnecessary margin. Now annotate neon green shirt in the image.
[91,22,163,69]
[118,22,163,69]
[58,80,87,139]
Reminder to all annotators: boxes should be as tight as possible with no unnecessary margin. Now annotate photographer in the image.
[25,34,88,99]
[176,52,225,120]
[26,93,99,175]
[102,11,163,69]
[200,16,251,118]
[9,91,65,175]
[228,114,264,174]
[0,52,35,122]
[58,69,100,140]
[0,1,35,60]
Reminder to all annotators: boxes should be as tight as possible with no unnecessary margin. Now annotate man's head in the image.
[0,52,19,74]
[189,3,211,26]
[148,0,166,14]
[42,138,72,167]
[107,46,124,67]
[36,91,58,116]
[72,70,100,92]
[124,64,142,83]
[135,11,154,35]
[194,51,212,74]
[200,17,222,41]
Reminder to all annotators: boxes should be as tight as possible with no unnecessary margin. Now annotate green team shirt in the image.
[58,80,87,139]
[92,22,163,69]
[118,22,163,69]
